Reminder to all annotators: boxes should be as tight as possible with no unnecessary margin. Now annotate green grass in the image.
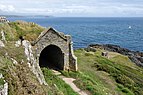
[42,68,79,95]
[73,49,116,94]
[0,41,27,62]
[0,22,78,95]
[70,49,143,95]
[62,71,107,95]
[0,78,5,86]
[0,42,49,95]
[116,84,134,95]
[0,21,143,95]
[0,21,44,41]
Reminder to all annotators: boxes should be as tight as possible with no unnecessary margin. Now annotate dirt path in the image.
[52,70,88,95]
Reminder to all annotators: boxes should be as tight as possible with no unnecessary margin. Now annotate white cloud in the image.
[17,3,143,17]
[0,0,143,16]
[0,4,15,12]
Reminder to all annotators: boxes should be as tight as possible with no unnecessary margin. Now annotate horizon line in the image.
[1,15,143,18]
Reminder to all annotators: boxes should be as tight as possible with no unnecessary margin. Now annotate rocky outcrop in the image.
[89,44,143,67]
[84,46,96,52]
[22,40,47,85]
[1,31,6,42]
[0,40,5,47]
[69,42,78,71]
[15,40,21,47]
[10,58,18,64]
[0,74,8,95]
[0,30,6,47]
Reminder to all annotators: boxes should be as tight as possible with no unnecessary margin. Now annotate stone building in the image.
[32,27,77,71]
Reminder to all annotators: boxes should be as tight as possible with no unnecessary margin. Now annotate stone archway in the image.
[39,45,64,70]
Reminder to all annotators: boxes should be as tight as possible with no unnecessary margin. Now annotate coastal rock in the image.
[10,58,18,64]
[1,31,6,42]
[0,40,5,47]
[89,44,143,67]
[129,56,143,67]
[0,74,3,79]
[102,52,108,57]
[84,46,96,52]
[0,82,8,95]
[15,40,21,47]
[0,74,8,95]
[22,40,47,85]
[89,44,131,55]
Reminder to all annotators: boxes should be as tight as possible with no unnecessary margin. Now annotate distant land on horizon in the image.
[1,15,143,18]
[0,15,54,18]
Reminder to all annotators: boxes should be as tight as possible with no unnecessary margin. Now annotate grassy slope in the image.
[0,22,78,95]
[63,49,143,95]
[1,21,143,95]
[0,21,44,41]
[42,68,78,95]
[0,42,78,95]
[0,42,49,95]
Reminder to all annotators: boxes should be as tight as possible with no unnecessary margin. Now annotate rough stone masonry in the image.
[32,27,78,71]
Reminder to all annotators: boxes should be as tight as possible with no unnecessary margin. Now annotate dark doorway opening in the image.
[39,45,64,70]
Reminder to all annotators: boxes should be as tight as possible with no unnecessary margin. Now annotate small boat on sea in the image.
[128,26,132,29]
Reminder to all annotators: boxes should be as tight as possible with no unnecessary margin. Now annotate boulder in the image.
[0,74,8,95]
[85,46,96,52]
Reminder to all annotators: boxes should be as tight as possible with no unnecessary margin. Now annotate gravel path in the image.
[52,70,88,95]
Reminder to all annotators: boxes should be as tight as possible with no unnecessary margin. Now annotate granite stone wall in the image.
[33,28,77,71]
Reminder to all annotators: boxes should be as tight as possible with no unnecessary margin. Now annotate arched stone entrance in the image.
[39,45,64,70]
[33,27,77,71]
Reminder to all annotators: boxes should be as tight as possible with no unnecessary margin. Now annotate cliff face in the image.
[0,22,49,95]
[89,44,143,67]
[0,41,49,95]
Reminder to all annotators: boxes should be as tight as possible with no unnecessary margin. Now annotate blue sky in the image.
[0,0,143,17]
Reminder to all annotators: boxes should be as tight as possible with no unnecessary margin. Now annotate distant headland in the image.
[0,15,54,18]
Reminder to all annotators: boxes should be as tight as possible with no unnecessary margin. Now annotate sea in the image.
[8,17,143,51]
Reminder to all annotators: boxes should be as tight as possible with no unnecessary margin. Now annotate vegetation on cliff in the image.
[0,21,78,95]
[63,49,143,95]
[0,42,48,95]
[0,21,44,41]
[0,41,78,95]
[0,21,143,95]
